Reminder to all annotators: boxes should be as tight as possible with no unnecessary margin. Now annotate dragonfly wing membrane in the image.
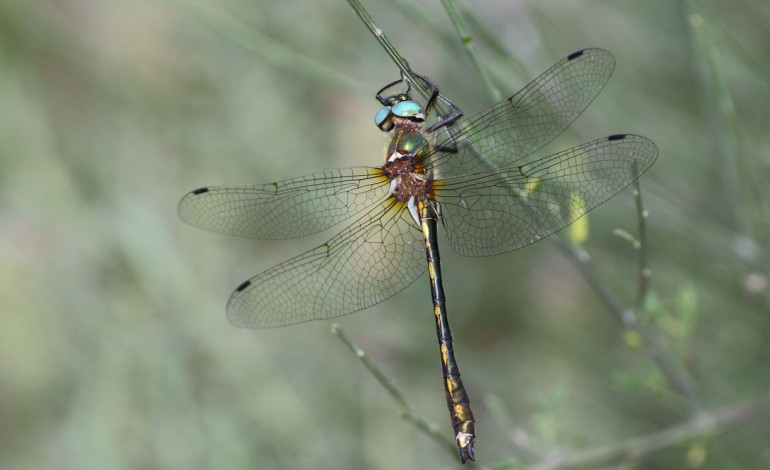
[227,200,426,327]
[435,134,658,257]
[429,48,615,177]
[178,167,389,239]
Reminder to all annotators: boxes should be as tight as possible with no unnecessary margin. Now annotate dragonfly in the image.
[178,48,658,463]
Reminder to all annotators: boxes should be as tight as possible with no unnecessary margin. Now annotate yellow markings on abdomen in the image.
[440,343,449,364]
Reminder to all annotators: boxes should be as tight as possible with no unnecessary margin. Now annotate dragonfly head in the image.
[375,94,425,132]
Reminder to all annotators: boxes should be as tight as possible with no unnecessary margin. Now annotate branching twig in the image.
[346,0,450,116]
[346,0,705,459]
[166,0,365,93]
[331,324,459,458]
[552,161,699,407]
[440,0,501,101]
[445,4,699,408]
[555,233,699,408]
[529,393,770,470]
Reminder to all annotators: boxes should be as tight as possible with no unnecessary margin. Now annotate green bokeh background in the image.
[2,1,769,468]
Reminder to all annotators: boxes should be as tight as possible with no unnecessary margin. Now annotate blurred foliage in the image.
[1,0,769,469]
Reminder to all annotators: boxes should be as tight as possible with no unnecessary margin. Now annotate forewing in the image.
[178,167,389,239]
[226,200,426,327]
[434,134,658,257]
[427,48,615,177]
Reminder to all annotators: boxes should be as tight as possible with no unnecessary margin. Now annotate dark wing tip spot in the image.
[192,187,210,195]
[568,50,585,60]
[608,134,627,141]
[235,280,252,292]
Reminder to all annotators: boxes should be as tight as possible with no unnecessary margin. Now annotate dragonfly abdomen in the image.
[420,199,476,463]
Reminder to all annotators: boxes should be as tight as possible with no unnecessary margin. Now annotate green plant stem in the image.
[331,324,458,458]
[345,0,451,116]
[529,392,770,470]
[633,164,651,312]
[683,0,770,308]
[555,234,699,408]
[348,0,430,100]
[439,2,699,409]
[440,0,501,101]
[349,0,701,448]
[696,2,770,92]
[683,0,766,244]
[165,0,365,93]
[386,0,457,46]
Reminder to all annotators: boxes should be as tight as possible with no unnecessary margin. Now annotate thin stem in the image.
[555,233,699,408]
[165,0,365,93]
[455,0,523,70]
[451,0,530,87]
[700,3,770,92]
[683,0,770,297]
[683,0,765,242]
[346,0,409,76]
[439,0,698,409]
[330,324,458,458]
[633,161,651,311]
[349,0,699,447]
[440,0,502,101]
[622,163,698,404]
[345,0,451,116]
[529,392,770,470]
[386,0,456,46]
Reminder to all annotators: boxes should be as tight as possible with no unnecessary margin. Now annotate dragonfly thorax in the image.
[387,130,429,160]
[384,127,433,226]
[385,154,432,226]
[384,155,431,202]
[383,128,430,186]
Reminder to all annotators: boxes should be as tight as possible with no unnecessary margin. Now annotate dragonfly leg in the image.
[409,72,464,132]
[376,67,464,132]
[376,74,409,105]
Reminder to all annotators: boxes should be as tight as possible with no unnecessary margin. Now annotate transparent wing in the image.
[226,199,426,328]
[178,167,389,239]
[434,134,658,257]
[426,48,615,177]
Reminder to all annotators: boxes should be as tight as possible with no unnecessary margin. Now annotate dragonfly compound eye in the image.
[391,100,425,122]
[374,106,395,131]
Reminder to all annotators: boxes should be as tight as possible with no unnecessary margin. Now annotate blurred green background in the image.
[2,0,769,468]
